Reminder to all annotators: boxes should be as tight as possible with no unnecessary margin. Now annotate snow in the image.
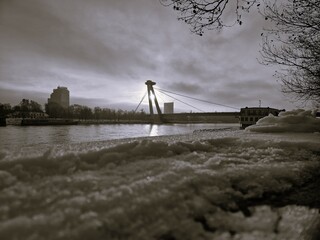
[246,109,320,133]
[0,126,319,239]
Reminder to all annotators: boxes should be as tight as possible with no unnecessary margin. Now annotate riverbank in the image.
[77,119,152,125]
[0,129,319,240]
[4,117,242,127]
[4,118,153,126]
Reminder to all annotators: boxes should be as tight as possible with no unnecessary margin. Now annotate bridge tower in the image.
[145,80,163,123]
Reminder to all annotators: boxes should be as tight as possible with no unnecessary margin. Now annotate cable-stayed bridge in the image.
[135,80,240,124]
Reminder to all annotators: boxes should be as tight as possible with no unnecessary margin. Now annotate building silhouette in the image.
[164,102,174,114]
[48,86,70,108]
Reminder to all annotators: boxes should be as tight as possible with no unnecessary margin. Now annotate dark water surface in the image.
[0,123,239,149]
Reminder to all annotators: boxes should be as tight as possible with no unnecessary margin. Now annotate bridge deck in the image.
[159,112,240,124]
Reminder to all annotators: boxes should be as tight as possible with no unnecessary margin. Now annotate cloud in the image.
[0,0,298,112]
[167,82,203,95]
[0,88,49,106]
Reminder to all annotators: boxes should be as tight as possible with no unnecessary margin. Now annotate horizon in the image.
[0,84,291,114]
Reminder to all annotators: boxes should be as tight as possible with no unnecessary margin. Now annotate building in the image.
[240,107,285,128]
[164,102,174,114]
[48,86,70,108]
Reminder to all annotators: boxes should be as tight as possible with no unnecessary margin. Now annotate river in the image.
[0,123,239,150]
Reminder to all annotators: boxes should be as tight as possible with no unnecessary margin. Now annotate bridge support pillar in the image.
[145,80,163,123]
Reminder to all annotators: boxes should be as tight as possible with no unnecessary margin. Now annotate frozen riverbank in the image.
[0,127,319,240]
[0,109,319,239]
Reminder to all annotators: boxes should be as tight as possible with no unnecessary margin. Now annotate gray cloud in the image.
[0,0,298,111]
[166,82,203,95]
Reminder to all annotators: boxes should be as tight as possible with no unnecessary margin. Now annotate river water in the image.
[0,123,239,150]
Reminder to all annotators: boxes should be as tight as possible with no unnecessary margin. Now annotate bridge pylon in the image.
[145,80,163,123]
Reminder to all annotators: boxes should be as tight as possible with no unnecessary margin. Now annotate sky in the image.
[0,0,300,112]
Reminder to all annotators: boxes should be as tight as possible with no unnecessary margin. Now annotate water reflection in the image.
[0,123,239,150]
[147,124,159,136]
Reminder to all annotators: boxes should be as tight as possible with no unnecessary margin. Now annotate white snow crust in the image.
[246,109,320,133]
[0,129,319,240]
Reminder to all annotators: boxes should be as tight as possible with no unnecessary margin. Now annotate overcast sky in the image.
[0,0,300,112]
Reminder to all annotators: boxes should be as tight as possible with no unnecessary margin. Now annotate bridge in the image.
[135,80,240,124]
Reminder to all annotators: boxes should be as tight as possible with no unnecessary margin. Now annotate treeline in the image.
[46,102,149,121]
[0,99,43,118]
[0,99,149,121]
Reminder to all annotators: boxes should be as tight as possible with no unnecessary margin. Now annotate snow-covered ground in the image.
[0,110,319,240]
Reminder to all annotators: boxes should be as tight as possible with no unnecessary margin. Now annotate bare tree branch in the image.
[159,0,259,35]
[260,0,320,102]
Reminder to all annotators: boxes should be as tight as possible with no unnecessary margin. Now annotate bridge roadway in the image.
[154,112,240,124]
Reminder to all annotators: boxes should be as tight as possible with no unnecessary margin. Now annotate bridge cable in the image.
[155,89,166,103]
[155,89,205,112]
[134,91,147,113]
[155,88,240,110]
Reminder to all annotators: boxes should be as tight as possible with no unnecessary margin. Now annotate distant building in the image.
[164,102,174,114]
[240,107,285,128]
[48,86,70,108]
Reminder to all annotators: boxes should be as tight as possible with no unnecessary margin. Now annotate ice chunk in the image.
[246,109,320,132]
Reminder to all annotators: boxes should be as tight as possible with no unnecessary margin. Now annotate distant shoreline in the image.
[77,119,152,125]
[5,117,241,126]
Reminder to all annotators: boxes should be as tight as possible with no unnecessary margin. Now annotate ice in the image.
[246,109,320,132]
[0,128,319,239]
